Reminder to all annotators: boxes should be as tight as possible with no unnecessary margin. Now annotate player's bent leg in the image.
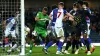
[72,39,76,54]
[3,29,10,51]
[43,35,54,54]
[28,39,35,54]
[43,28,57,54]
[81,37,86,46]
[43,40,53,54]
[56,37,64,55]
[56,28,65,55]
[63,37,71,54]
[43,37,55,54]
[87,36,95,53]
[73,28,80,54]
[40,30,47,46]
[7,37,18,54]
[87,24,95,53]
[2,39,5,51]
[86,37,95,53]
[79,39,85,50]
[74,37,80,54]
[27,30,38,54]
[56,29,64,54]
[83,34,91,55]
[45,36,50,46]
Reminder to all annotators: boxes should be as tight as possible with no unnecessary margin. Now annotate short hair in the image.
[43,7,48,11]
[58,2,64,6]
[73,2,78,8]
[83,1,89,7]
[77,0,83,6]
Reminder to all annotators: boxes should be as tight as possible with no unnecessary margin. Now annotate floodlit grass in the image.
[0,46,100,56]
[25,46,100,56]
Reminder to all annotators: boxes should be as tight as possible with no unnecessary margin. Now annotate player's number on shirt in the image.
[57,12,62,18]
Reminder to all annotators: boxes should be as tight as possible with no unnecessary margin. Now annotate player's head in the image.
[58,2,64,9]
[15,11,20,17]
[73,3,78,11]
[82,1,89,8]
[42,7,48,15]
[77,0,83,8]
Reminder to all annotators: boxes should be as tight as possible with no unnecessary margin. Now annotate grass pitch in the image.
[0,46,100,56]
[26,46,100,56]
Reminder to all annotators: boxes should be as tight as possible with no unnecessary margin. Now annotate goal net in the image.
[0,0,25,55]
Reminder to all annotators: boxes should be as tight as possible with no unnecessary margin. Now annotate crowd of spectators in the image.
[90,8,100,34]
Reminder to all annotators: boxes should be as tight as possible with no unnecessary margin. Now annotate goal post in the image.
[20,0,25,55]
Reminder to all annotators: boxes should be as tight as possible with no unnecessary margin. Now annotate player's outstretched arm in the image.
[49,10,53,20]
[49,14,52,20]
[35,17,40,21]
[66,12,74,21]
[63,15,68,21]
[40,18,49,21]
[66,12,74,19]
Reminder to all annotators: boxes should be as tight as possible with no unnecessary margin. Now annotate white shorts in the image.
[87,23,90,35]
[24,26,30,38]
[4,29,16,38]
[54,27,64,37]
[25,26,30,36]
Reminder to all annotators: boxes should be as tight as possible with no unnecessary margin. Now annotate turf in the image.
[25,46,100,56]
[0,47,19,55]
[0,46,100,56]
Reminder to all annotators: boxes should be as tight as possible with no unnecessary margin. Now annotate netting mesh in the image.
[0,0,21,55]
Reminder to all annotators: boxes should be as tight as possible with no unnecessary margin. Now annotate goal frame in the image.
[20,0,25,55]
